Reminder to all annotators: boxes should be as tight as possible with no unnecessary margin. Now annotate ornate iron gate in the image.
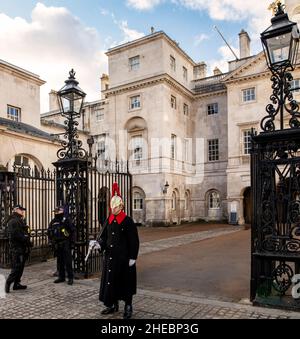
[251,130,300,310]
[0,161,132,275]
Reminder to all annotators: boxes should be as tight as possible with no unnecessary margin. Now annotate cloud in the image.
[119,20,145,43]
[194,33,209,46]
[0,2,107,113]
[208,44,240,74]
[127,0,271,51]
[127,0,163,10]
[100,8,145,47]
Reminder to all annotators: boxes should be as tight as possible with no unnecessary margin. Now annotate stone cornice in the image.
[104,74,195,100]
[0,59,45,86]
[0,126,60,145]
[194,89,227,99]
[106,31,197,66]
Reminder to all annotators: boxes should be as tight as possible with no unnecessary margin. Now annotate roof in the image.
[0,117,56,141]
[0,59,45,86]
[106,31,197,66]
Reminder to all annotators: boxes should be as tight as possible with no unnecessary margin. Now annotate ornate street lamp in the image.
[260,2,300,131]
[54,70,89,276]
[56,69,87,160]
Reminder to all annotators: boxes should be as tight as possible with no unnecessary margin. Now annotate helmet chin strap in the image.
[112,205,124,216]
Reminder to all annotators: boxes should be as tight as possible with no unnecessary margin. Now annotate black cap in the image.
[13,204,26,211]
[52,206,64,213]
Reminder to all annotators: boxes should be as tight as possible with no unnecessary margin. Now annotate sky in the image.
[0,0,274,112]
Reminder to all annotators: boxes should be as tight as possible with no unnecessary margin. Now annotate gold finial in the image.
[268,0,282,15]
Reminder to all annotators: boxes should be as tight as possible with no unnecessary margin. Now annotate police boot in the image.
[101,302,119,315]
[123,304,133,319]
[13,283,27,290]
[67,278,73,285]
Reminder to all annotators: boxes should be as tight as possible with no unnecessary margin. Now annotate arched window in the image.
[172,191,177,210]
[133,192,144,210]
[10,154,42,177]
[208,191,220,209]
[184,191,189,210]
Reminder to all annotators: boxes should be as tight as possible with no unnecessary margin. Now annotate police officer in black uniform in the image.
[5,204,31,293]
[48,206,74,285]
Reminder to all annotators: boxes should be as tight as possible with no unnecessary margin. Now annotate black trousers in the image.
[7,252,26,285]
[56,241,73,280]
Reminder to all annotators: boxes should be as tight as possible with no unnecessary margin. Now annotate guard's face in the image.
[110,196,124,216]
[15,208,25,218]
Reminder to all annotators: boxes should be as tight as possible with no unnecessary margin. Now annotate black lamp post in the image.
[54,69,89,277]
[260,2,300,131]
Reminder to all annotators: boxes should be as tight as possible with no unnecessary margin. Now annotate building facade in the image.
[0,59,61,172]
[41,1,300,226]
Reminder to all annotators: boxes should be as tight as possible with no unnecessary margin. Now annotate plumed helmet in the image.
[110,183,124,210]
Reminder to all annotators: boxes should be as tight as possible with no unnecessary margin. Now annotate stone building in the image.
[0,59,60,171]
[41,1,300,226]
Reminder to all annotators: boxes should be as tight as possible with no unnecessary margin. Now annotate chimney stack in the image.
[49,90,59,111]
[194,62,207,80]
[239,29,251,59]
[213,67,222,76]
[101,74,109,99]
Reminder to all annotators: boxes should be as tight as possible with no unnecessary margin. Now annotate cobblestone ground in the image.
[1,227,299,319]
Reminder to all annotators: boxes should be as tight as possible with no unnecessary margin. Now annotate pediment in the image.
[223,52,269,82]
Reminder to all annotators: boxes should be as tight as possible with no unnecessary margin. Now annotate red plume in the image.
[112,182,121,198]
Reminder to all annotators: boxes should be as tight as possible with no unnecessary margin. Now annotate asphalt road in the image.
[138,228,250,302]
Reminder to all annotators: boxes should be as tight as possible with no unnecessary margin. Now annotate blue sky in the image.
[0,0,272,111]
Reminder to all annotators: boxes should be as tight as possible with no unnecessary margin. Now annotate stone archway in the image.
[243,187,252,225]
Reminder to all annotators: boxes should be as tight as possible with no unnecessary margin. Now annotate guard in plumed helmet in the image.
[98,183,139,319]
[48,206,75,286]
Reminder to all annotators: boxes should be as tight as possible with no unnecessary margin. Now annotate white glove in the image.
[129,259,136,267]
[85,240,101,262]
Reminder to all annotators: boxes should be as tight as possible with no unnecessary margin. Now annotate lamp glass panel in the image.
[267,32,292,64]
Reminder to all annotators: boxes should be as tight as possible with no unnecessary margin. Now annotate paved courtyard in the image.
[1,224,299,319]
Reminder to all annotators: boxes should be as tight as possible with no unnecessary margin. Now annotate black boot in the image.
[5,280,12,293]
[67,278,73,285]
[13,283,27,290]
[123,304,133,319]
[54,278,65,283]
[101,302,119,315]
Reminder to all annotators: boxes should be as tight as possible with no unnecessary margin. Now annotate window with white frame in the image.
[97,134,106,159]
[183,139,189,162]
[171,134,177,160]
[7,105,21,122]
[243,129,255,155]
[183,66,188,81]
[208,191,220,209]
[132,135,143,161]
[14,155,30,176]
[207,103,218,115]
[242,87,256,102]
[130,95,141,110]
[172,192,176,210]
[171,95,177,109]
[170,55,176,71]
[95,108,104,121]
[183,103,189,116]
[208,139,219,161]
[133,192,143,210]
[129,56,140,71]
[291,79,300,94]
